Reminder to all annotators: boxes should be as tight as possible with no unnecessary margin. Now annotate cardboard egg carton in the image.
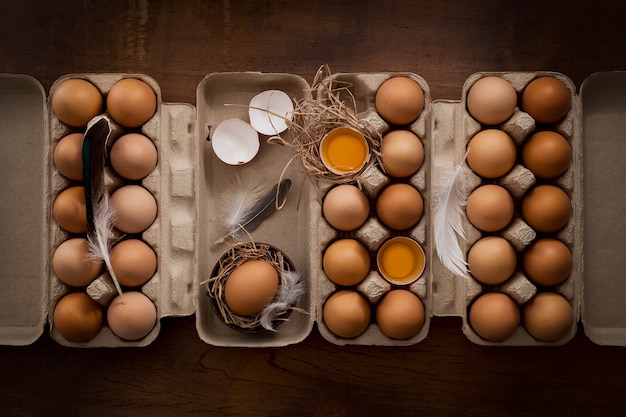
[47,74,197,347]
[0,73,196,347]
[311,72,432,346]
[194,73,316,347]
[432,71,582,346]
[1,70,625,348]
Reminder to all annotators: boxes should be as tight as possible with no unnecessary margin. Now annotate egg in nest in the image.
[224,260,279,316]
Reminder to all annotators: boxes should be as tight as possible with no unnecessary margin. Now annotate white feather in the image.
[86,194,124,299]
[260,271,305,331]
[433,153,471,277]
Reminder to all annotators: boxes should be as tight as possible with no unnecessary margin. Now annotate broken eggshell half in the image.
[248,89,294,136]
[212,118,260,165]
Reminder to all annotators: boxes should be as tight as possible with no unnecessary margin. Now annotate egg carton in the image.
[1,70,625,348]
[310,72,432,346]
[194,73,316,347]
[0,73,196,347]
[431,71,582,346]
[45,73,198,347]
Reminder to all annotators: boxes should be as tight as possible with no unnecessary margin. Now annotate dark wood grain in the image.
[2,1,626,416]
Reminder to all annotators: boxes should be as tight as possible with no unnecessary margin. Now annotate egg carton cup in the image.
[47,73,197,347]
[312,72,432,346]
[430,71,583,346]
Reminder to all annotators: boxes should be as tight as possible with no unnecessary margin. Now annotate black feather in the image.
[82,116,110,231]
[240,178,292,233]
[216,178,293,244]
[82,115,124,299]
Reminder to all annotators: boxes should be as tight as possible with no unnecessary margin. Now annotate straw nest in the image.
[203,242,300,333]
[270,65,383,185]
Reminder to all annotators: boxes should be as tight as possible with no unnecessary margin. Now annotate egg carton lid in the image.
[0,74,49,345]
[578,71,626,346]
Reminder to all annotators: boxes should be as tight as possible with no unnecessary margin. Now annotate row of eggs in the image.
[49,77,161,342]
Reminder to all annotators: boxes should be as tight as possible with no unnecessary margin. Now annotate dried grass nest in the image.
[203,242,303,333]
[270,65,383,185]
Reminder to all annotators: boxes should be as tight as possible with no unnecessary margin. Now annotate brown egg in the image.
[224,260,279,315]
[322,184,370,231]
[52,238,103,287]
[53,133,84,180]
[51,78,103,127]
[467,236,517,285]
[53,292,104,342]
[523,238,572,286]
[106,78,157,128]
[375,76,425,125]
[53,186,87,233]
[376,289,425,340]
[523,292,574,342]
[521,76,571,125]
[467,129,517,178]
[323,290,371,338]
[522,131,572,179]
[107,291,157,340]
[469,292,520,342]
[323,239,370,286]
[110,133,158,180]
[110,239,157,287]
[466,76,517,125]
[376,183,423,230]
[466,184,514,232]
[380,130,424,178]
[110,185,158,234]
[522,185,570,233]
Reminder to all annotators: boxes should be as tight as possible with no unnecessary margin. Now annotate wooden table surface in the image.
[2,1,626,416]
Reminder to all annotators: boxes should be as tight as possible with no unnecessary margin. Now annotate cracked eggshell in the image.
[248,89,294,136]
[211,118,260,165]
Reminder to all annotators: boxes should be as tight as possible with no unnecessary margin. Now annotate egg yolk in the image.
[377,237,425,285]
[381,242,414,279]
[323,133,368,173]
